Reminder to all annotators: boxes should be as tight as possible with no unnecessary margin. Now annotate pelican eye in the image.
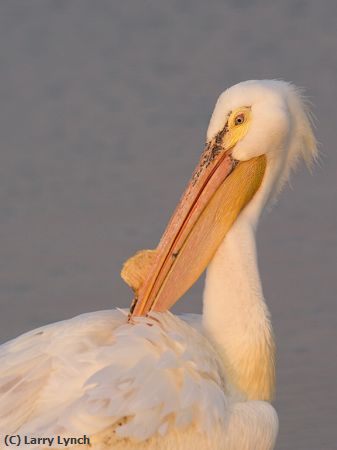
[234,113,245,126]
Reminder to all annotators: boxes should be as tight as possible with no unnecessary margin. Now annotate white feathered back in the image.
[0,310,227,445]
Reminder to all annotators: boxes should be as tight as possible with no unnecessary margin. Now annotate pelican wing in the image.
[0,310,227,442]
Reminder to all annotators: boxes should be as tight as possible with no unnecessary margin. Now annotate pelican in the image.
[0,80,316,450]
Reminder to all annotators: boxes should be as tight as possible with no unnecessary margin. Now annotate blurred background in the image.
[0,1,336,448]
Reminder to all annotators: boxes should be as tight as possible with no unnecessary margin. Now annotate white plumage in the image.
[0,80,316,450]
[0,310,277,449]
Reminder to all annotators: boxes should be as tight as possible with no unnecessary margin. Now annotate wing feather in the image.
[0,309,227,442]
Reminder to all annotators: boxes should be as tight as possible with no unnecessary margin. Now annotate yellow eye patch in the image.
[224,106,252,149]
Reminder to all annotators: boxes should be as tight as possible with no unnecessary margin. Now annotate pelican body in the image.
[0,80,317,450]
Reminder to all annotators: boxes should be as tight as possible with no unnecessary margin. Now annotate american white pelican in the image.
[0,80,316,450]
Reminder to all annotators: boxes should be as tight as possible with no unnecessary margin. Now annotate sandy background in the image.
[0,1,336,448]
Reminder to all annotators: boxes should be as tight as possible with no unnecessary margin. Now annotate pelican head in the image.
[127,80,317,317]
[207,80,317,196]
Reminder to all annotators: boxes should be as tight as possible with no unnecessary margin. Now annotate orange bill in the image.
[129,127,267,317]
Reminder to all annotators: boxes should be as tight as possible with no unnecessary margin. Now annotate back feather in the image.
[0,310,227,445]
